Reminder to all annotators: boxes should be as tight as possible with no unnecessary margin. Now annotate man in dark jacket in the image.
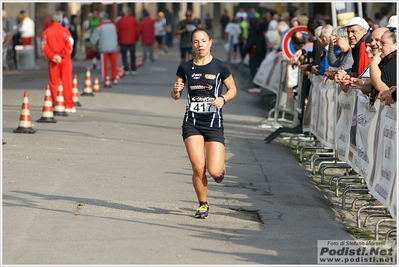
[245,18,267,94]
[342,17,371,77]
[116,6,139,75]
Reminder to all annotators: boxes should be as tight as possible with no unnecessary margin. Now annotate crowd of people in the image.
[218,5,397,102]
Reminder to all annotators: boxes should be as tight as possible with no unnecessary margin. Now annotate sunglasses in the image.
[186,14,192,17]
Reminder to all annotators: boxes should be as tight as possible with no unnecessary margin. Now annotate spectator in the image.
[139,10,156,63]
[306,18,323,75]
[116,6,140,75]
[154,11,168,60]
[343,27,388,94]
[280,12,291,26]
[175,10,196,64]
[291,17,299,27]
[41,11,75,113]
[238,16,249,62]
[2,10,12,71]
[378,6,390,27]
[163,8,174,48]
[90,11,119,85]
[342,17,371,77]
[69,15,78,61]
[316,24,334,76]
[296,15,309,26]
[220,9,230,43]
[224,17,241,63]
[387,15,397,33]
[2,10,11,49]
[83,12,93,60]
[327,26,353,71]
[365,18,375,32]
[324,26,354,83]
[61,11,69,29]
[275,21,290,52]
[43,15,52,31]
[265,14,279,54]
[247,8,260,20]
[245,18,267,94]
[88,10,100,69]
[235,7,247,21]
[369,29,397,105]
[17,10,34,46]
[193,17,202,28]
[203,13,215,38]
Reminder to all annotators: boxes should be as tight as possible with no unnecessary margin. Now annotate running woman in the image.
[171,28,237,219]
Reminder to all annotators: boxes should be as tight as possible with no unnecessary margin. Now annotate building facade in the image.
[2,2,396,58]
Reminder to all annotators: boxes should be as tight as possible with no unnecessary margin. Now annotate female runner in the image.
[171,28,237,218]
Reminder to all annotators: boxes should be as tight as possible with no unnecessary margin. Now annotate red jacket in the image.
[139,16,155,45]
[41,22,73,60]
[116,15,139,45]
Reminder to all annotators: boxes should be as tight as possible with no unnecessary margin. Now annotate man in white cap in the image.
[387,15,397,33]
[343,17,371,77]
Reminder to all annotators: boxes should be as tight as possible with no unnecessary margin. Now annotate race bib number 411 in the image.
[189,101,217,113]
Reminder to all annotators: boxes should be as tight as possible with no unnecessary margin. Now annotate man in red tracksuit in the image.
[90,12,119,84]
[41,11,75,113]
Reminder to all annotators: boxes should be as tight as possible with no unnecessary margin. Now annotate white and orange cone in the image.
[104,75,112,88]
[72,74,82,106]
[13,91,36,133]
[93,77,101,92]
[53,82,68,116]
[118,65,125,78]
[81,67,94,96]
[37,84,57,123]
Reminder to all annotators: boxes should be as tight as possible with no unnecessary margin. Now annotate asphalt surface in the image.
[2,42,353,265]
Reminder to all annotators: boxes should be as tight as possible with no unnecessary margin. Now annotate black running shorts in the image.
[182,121,225,145]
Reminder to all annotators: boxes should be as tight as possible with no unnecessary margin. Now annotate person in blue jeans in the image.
[116,6,140,75]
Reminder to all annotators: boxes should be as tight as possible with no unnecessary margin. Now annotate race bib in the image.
[189,101,217,113]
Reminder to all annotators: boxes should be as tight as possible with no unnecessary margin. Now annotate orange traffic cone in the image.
[37,84,57,123]
[93,77,101,92]
[104,75,112,88]
[118,65,125,78]
[81,67,94,96]
[72,74,82,106]
[13,91,36,133]
[53,82,68,116]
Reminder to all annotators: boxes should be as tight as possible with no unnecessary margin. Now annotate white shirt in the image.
[235,11,247,20]
[224,22,241,45]
[154,18,167,36]
[18,17,35,38]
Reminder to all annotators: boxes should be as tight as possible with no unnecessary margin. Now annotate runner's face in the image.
[191,31,212,57]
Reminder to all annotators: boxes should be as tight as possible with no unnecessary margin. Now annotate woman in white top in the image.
[224,18,242,63]
[154,11,168,58]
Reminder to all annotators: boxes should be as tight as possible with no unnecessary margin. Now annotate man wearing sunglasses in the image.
[175,10,197,64]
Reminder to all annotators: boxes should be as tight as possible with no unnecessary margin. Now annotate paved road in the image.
[2,42,353,265]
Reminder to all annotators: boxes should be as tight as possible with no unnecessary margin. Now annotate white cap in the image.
[387,15,397,28]
[343,17,369,30]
